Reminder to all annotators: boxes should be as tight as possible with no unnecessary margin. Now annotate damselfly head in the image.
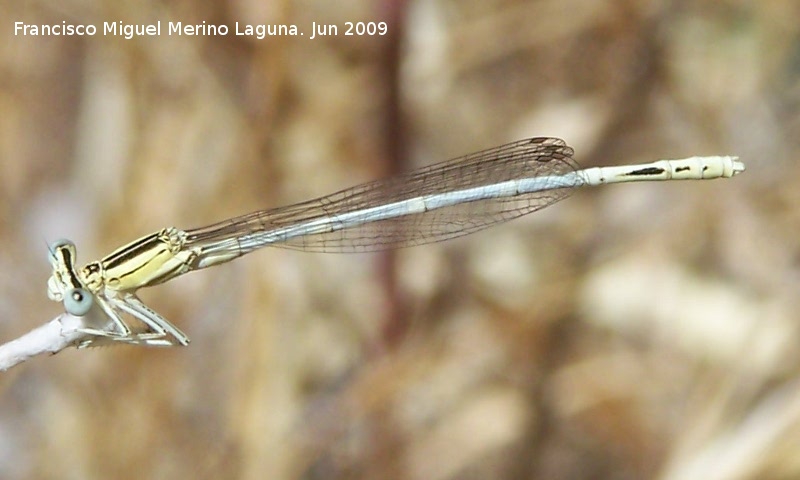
[45,239,95,316]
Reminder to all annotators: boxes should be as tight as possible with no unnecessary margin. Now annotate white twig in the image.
[0,314,90,371]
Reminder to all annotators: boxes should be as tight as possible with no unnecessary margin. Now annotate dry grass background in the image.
[0,0,798,479]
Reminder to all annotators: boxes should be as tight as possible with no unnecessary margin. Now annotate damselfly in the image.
[46,137,744,347]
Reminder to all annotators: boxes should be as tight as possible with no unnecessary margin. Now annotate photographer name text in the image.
[14,20,388,40]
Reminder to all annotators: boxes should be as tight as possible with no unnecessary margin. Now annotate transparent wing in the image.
[185,137,578,254]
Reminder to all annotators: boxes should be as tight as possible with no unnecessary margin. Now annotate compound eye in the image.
[49,239,77,264]
[50,239,75,251]
[63,288,93,316]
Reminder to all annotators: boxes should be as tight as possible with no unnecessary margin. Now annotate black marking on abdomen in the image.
[624,167,664,176]
[676,166,690,173]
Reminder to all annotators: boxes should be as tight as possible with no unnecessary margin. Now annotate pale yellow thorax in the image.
[85,228,197,293]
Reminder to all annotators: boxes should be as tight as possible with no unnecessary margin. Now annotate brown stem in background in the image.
[376,0,410,351]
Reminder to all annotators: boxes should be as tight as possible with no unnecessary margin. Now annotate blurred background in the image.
[1,0,798,479]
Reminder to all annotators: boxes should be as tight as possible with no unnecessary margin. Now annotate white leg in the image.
[113,294,191,346]
[75,294,189,348]
[74,295,136,348]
